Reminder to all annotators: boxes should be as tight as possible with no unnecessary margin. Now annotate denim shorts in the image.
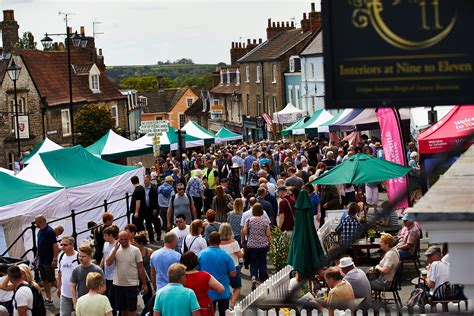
[229,266,242,289]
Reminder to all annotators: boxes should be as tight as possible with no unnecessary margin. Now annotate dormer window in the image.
[88,64,101,93]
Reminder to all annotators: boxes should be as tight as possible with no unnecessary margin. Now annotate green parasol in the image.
[287,189,326,277]
[311,153,412,185]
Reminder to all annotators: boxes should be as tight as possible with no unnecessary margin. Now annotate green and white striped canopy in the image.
[281,117,307,137]
[181,120,215,145]
[87,129,153,160]
[215,127,243,143]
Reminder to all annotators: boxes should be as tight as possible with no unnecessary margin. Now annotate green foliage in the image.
[19,32,37,49]
[75,104,115,147]
[118,73,212,91]
[119,76,158,91]
[268,226,291,272]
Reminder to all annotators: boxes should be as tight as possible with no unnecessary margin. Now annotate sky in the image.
[2,0,320,66]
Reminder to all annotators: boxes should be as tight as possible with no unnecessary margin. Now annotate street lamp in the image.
[41,26,87,145]
[175,129,186,183]
[7,59,22,163]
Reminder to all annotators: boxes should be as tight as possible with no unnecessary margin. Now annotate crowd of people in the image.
[0,136,429,316]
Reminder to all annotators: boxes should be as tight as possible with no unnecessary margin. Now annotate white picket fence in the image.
[226,264,469,315]
[227,301,469,315]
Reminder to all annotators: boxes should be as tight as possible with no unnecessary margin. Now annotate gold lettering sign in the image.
[350,0,456,50]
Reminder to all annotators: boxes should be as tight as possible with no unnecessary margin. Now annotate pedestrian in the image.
[144,175,160,242]
[8,266,33,316]
[70,244,104,310]
[0,264,13,314]
[167,183,197,229]
[105,231,148,316]
[75,272,113,316]
[100,225,119,315]
[218,223,244,309]
[153,263,200,316]
[57,236,79,316]
[133,232,154,306]
[212,185,233,223]
[202,160,219,190]
[183,220,207,255]
[180,252,224,316]
[247,161,261,193]
[150,232,181,291]
[227,198,244,247]
[242,203,271,290]
[130,175,147,232]
[34,214,59,306]
[198,232,236,316]
[169,214,190,253]
[93,212,114,264]
[203,210,221,243]
[158,176,175,231]
[277,186,296,236]
[185,169,205,220]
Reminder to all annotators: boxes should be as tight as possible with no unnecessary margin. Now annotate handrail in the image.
[1,193,130,260]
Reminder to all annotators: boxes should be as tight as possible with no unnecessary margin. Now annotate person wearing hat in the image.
[374,142,384,159]
[424,246,449,295]
[339,257,371,307]
[158,176,175,231]
[396,213,421,260]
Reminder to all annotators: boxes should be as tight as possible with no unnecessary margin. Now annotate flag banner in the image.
[262,113,274,132]
[376,108,409,209]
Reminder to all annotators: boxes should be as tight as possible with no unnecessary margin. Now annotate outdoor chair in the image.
[323,232,340,254]
[401,230,422,271]
[373,264,403,308]
[431,282,467,311]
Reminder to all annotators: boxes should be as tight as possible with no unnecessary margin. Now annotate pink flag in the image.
[261,113,274,132]
[376,108,409,210]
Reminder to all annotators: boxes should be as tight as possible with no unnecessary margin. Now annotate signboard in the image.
[139,120,169,135]
[14,115,30,139]
[322,0,474,108]
[210,105,223,115]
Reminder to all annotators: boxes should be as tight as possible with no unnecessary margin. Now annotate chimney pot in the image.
[277,22,280,27]
[231,42,234,48]
[259,38,262,44]
[80,26,85,36]
[291,21,294,27]
[253,39,256,44]
[268,18,271,27]
[311,2,316,12]
[247,39,251,45]
[3,10,14,21]
[272,22,276,27]
[303,13,307,19]
[99,48,103,56]
[286,21,289,27]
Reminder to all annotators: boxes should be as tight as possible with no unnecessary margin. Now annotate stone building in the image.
[238,3,321,141]
[0,10,127,169]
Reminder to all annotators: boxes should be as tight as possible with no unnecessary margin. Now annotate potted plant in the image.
[367,229,377,243]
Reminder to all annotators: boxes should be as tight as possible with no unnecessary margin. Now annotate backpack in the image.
[58,251,79,270]
[407,288,426,307]
[13,283,46,316]
[183,236,198,254]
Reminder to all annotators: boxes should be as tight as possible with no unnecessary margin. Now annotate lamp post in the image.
[175,129,186,183]
[7,59,22,162]
[41,17,88,145]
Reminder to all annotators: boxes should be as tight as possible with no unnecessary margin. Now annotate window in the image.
[90,74,100,92]
[138,96,147,106]
[226,69,230,85]
[236,69,240,85]
[245,66,250,82]
[219,70,224,85]
[272,64,277,83]
[246,94,250,115]
[186,98,194,107]
[213,99,219,106]
[272,96,277,114]
[61,109,71,136]
[155,116,163,120]
[289,59,295,73]
[288,86,294,105]
[179,114,186,128]
[295,86,300,109]
[256,95,261,116]
[310,63,315,79]
[111,105,119,127]
[256,65,261,83]
[10,98,27,130]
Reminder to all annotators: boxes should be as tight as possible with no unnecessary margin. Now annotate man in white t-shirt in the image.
[9,265,33,316]
[56,236,79,316]
[425,246,449,295]
[170,214,190,254]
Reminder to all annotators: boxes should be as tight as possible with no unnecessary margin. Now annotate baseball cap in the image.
[425,246,441,256]
[338,257,354,268]
[402,213,415,222]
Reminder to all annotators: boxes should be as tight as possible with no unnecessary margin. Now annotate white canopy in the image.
[293,109,334,135]
[335,108,410,132]
[23,138,63,165]
[86,129,152,160]
[0,167,14,176]
[273,103,306,124]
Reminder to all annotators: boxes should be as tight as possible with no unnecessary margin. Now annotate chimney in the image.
[268,18,271,28]
[1,10,19,53]
[266,15,296,39]
[301,12,310,33]
[259,38,262,44]
[230,40,249,65]
[96,48,105,72]
[308,3,322,33]
[80,26,85,36]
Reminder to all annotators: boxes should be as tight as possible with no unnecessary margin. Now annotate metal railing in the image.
[1,193,131,259]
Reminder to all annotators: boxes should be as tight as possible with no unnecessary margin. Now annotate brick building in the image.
[0,10,126,169]
[238,3,321,141]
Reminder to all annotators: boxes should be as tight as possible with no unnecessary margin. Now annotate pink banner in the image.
[376,108,409,210]
[261,113,274,132]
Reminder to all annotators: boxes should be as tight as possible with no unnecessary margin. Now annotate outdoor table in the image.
[352,238,381,265]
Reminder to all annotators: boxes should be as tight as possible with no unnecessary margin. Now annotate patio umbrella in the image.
[287,189,326,277]
[311,153,412,185]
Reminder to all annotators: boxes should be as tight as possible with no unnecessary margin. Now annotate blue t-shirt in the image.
[37,225,57,264]
[154,283,200,316]
[244,155,256,173]
[198,246,235,301]
[309,193,320,216]
[150,248,181,290]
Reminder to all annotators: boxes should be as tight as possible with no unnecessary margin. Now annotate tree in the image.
[119,76,157,91]
[18,32,37,49]
[75,104,115,147]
